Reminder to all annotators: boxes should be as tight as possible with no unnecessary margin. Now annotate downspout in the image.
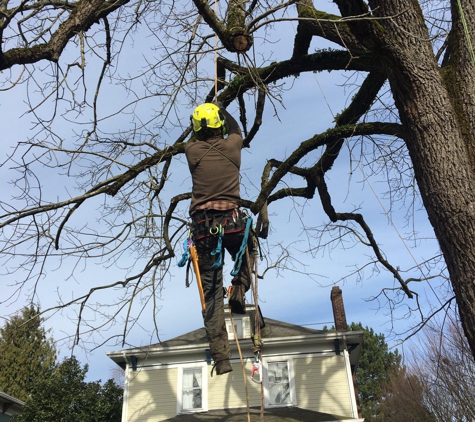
[122,353,130,422]
[342,336,358,419]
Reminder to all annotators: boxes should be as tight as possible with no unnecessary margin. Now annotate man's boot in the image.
[214,359,233,375]
[229,285,246,314]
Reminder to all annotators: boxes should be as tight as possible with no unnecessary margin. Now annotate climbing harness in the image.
[177,209,254,313]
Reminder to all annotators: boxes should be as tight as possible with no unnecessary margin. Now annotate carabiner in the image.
[177,238,191,267]
[250,352,262,384]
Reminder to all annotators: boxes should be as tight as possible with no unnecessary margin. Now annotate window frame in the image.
[176,363,208,414]
[226,318,244,340]
[263,357,297,408]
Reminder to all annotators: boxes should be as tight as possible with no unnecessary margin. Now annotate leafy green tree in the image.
[324,322,401,419]
[0,305,56,401]
[348,322,401,421]
[16,356,123,422]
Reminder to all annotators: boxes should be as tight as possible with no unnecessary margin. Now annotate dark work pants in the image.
[193,212,255,363]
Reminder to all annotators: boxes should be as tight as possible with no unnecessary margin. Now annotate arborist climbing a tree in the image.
[184,102,256,376]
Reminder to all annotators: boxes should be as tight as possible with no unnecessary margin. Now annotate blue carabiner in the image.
[231,217,252,276]
[210,226,224,270]
[178,238,191,267]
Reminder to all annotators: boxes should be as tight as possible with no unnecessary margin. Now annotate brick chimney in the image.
[330,286,361,418]
[330,286,348,331]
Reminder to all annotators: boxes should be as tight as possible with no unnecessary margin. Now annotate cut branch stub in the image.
[226,0,253,53]
[228,30,253,53]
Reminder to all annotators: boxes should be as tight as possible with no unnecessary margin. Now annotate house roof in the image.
[107,311,363,370]
[153,317,325,350]
[162,406,362,421]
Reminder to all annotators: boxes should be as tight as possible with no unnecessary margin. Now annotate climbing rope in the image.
[229,234,265,422]
[210,6,265,415]
[247,245,265,422]
[229,310,252,422]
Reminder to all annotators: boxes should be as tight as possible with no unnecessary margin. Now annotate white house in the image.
[107,286,364,421]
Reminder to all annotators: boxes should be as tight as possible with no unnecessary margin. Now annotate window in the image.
[182,368,202,410]
[264,359,296,407]
[268,362,291,405]
[177,364,208,413]
[226,319,243,340]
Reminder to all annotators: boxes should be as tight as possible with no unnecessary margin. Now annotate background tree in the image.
[0,305,56,401]
[369,311,475,421]
[1,0,475,359]
[377,367,436,422]
[347,323,402,421]
[409,313,475,421]
[16,356,123,422]
[324,322,409,421]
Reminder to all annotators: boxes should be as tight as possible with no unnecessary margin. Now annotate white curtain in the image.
[183,368,202,409]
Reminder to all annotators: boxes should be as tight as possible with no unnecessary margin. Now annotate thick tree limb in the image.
[0,0,130,70]
[192,0,253,52]
[219,49,380,105]
[292,0,364,58]
[250,122,403,213]
[316,70,387,176]
[315,171,414,298]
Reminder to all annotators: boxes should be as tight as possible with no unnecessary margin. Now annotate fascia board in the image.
[106,330,364,363]
[0,391,25,406]
[256,330,364,346]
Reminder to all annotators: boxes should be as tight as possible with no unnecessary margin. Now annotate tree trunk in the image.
[370,0,475,358]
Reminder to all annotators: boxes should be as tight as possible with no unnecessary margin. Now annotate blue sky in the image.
[0,3,448,383]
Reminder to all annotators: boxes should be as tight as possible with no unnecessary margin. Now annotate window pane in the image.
[268,362,291,405]
[183,368,203,410]
[193,370,202,388]
[193,388,202,408]
[183,369,194,388]
[183,390,194,409]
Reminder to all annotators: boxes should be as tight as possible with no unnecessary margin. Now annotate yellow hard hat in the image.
[191,103,224,133]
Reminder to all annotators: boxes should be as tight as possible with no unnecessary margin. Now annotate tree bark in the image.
[356,0,475,357]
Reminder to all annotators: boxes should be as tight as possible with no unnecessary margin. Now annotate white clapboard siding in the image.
[207,360,262,410]
[293,355,352,417]
[127,367,178,422]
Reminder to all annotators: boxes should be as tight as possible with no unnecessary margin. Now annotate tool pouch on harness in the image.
[190,209,248,240]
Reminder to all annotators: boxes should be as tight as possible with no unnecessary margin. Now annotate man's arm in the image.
[220,108,242,137]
